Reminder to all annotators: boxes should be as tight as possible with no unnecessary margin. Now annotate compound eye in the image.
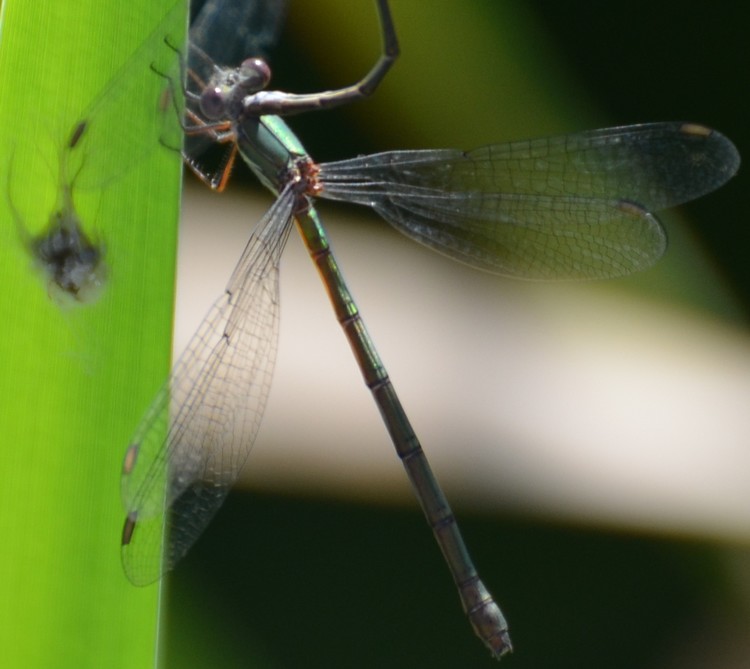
[200,86,225,119]
[239,58,271,91]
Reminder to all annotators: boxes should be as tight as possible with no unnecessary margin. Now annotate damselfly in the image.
[121,0,739,658]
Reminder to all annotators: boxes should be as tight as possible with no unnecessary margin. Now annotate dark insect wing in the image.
[317,122,740,279]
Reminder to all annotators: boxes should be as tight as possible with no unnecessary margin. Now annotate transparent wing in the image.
[120,186,296,586]
[318,122,740,279]
[62,1,187,191]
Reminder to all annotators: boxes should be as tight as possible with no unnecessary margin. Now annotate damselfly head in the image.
[199,58,272,120]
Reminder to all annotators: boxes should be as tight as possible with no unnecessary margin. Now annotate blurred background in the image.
[165,1,750,667]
